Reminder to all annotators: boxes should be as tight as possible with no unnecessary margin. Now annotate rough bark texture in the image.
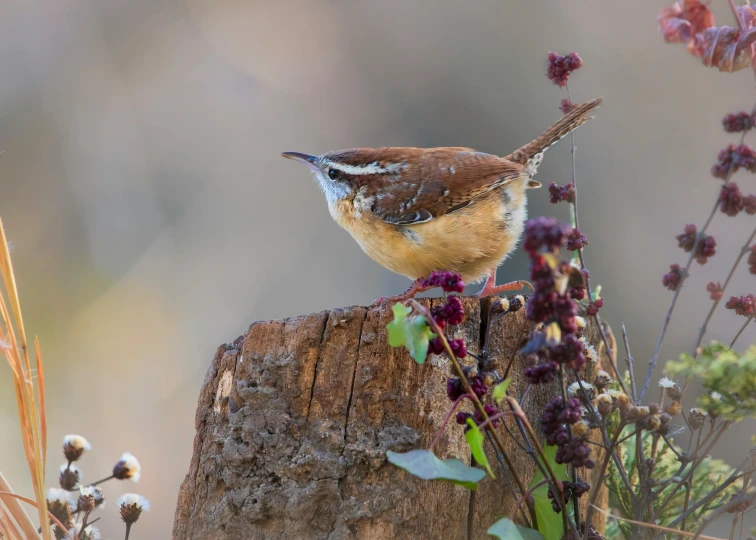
[173,298,612,540]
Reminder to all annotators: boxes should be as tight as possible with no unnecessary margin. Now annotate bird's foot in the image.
[371,279,432,308]
[476,275,533,298]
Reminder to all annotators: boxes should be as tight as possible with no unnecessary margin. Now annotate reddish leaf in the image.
[693,24,756,72]
[658,0,715,44]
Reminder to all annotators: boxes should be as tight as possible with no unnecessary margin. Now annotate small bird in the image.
[282,97,602,304]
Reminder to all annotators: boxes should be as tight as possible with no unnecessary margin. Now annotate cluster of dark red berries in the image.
[548,182,576,204]
[749,245,756,274]
[455,403,500,428]
[547,480,590,513]
[726,294,755,317]
[675,223,717,264]
[559,99,576,115]
[522,218,588,382]
[662,264,684,291]
[447,374,487,401]
[421,271,465,294]
[540,396,593,468]
[711,144,756,179]
[547,51,583,87]
[541,396,582,444]
[586,299,603,317]
[707,281,724,300]
[722,111,755,133]
[566,228,588,251]
[424,271,468,356]
[719,182,745,216]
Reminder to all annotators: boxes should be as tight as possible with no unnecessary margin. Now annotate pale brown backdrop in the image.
[0,0,754,537]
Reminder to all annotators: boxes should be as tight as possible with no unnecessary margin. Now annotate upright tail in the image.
[505,97,604,165]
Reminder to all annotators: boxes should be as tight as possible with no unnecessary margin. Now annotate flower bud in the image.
[665,400,681,416]
[597,394,613,416]
[689,408,707,430]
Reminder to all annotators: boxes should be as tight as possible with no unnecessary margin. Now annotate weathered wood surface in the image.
[173,298,611,539]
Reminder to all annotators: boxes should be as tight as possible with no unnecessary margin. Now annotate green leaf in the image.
[492,378,511,404]
[488,518,544,540]
[386,449,485,490]
[530,445,570,540]
[465,419,495,478]
[386,303,435,364]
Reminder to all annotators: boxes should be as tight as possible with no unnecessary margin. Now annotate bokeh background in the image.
[1,0,754,537]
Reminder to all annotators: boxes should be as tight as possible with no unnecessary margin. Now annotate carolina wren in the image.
[282,98,602,304]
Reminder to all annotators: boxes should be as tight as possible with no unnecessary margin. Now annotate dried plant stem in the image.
[429,394,471,451]
[693,224,756,357]
[621,324,637,402]
[0,217,49,540]
[665,457,749,530]
[505,397,579,538]
[654,421,732,522]
[691,492,755,540]
[590,505,723,540]
[124,522,132,540]
[564,85,631,401]
[730,316,753,348]
[0,492,72,540]
[409,300,535,522]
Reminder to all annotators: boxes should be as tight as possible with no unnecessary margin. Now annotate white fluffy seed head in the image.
[114,452,141,483]
[117,493,150,511]
[47,487,72,506]
[63,434,91,451]
[658,377,676,389]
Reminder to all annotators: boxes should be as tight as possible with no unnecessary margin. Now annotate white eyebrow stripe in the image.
[328,161,405,175]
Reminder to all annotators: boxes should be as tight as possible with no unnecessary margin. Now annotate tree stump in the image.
[173,298,611,539]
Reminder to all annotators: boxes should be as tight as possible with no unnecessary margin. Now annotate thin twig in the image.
[409,300,534,522]
[730,316,753,348]
[621,324,637,403]
[693,224,756,357]
[429,394,471,451]
[642,123,751,401]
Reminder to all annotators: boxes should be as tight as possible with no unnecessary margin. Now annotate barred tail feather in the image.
[506,97,604,165]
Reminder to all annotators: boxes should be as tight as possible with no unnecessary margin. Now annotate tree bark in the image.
[173,297,611,539]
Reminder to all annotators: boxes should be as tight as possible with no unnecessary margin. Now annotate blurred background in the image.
[0,0,754,537]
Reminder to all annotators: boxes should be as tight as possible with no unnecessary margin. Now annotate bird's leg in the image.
[476,271,533,298]
[372,279,432,307]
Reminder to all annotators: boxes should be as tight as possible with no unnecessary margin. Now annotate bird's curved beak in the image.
[281,152,319,172]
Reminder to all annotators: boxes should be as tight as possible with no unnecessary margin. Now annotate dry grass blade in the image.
[0,472,39,539]
[0,217,49,540]
[0,492,73,540]
[589,505,725,540]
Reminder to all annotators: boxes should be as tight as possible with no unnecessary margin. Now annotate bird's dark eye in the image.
[328,168,341,180]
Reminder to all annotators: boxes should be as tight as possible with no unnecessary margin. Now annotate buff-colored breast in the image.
[331,182,528,283]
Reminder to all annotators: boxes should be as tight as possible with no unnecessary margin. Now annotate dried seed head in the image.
[77,486,97,514]
[625,406,641,421]
[571,420,590,438]
[665,400,682,416]
[596,394,613,416]
[636,406,650,419]
[657,412,672,435]
[59,464,81,491]
[593,370,613,389]
[579,338,598,363]
[645,414,661,431]
[509,295,524,311]
[62,435,91,463]
[78,526,100,540]
[490,296,510,313]
[689,408,707,430]
[568,381,596,402]
[613,390,631,410]
[659,377,682,400]
[117,493,150,525]
[46,488,74,523]
[113,452,141,483]
[574,316,586,336]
